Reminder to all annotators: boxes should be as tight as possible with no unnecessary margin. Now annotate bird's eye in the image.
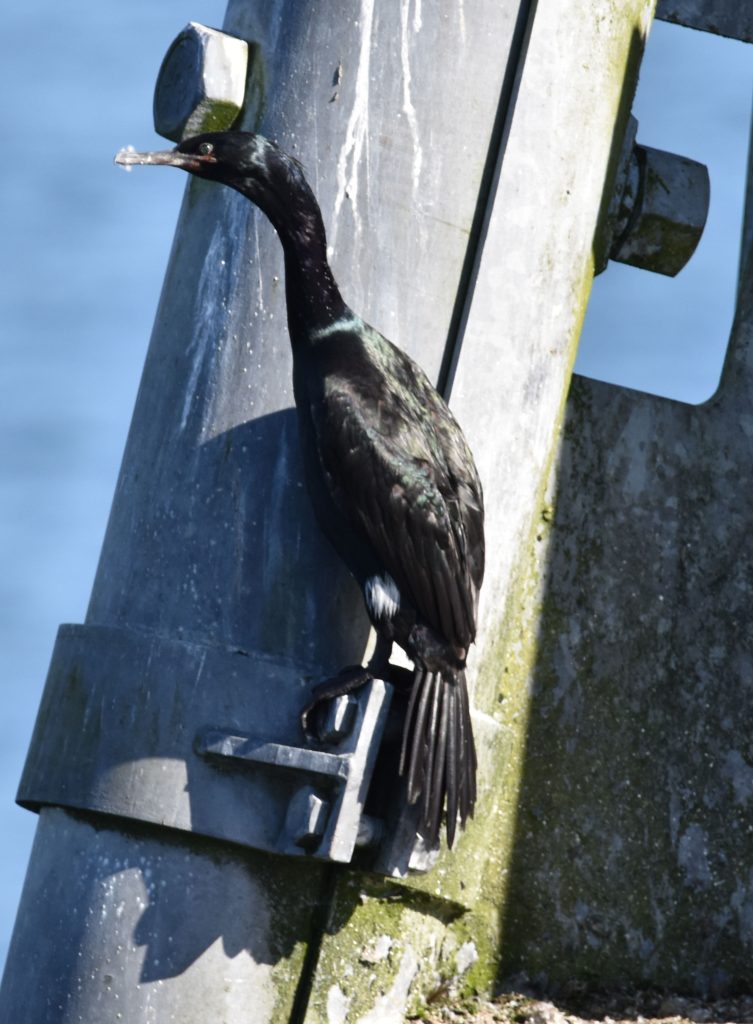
[198,142,214,156]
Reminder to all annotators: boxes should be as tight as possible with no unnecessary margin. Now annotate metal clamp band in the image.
[18,624,392,863]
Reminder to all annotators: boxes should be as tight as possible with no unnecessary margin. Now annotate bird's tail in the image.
[398,666,477,848]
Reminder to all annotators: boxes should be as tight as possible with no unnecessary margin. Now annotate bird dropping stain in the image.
[188,193,251,441]
[332,0,375,245]
[181,220,226,433]
[400,0,423,197]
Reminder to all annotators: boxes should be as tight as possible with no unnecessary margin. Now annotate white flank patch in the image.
[365,573,401,620]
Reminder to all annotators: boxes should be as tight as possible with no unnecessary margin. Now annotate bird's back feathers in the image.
[299,316,484,652]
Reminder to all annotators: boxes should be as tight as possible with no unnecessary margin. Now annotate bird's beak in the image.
[114,146,214,172]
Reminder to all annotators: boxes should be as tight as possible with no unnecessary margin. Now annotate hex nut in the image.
[285,786,330,851]
[610,144,710,278]
[316,694,358,744]
[154,22,249,142]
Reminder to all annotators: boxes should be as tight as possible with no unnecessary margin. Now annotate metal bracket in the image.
[18,624,392,864]
[656,1,753,44]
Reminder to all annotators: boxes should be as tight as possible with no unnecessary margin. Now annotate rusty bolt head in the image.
[154,22,249,142]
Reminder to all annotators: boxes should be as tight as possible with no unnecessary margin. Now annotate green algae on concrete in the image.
[499,249,753,992]
[499,343,753,993]
[301,1,658,1017]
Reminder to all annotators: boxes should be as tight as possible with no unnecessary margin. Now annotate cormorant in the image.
[116,132,485,848]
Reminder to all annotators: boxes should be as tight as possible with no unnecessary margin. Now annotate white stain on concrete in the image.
[399,0,423,196]
[356,947,419,1024]
[333,0,375,242]
[327,983,351,1024]
[455,940,478,974]
[181,220,225,432]
[182,192,250,437]
[252,212,264,312]
[457,0,466,45]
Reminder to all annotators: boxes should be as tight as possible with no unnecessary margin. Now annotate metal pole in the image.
[0,0,549,1019]
[4,0,712,1015]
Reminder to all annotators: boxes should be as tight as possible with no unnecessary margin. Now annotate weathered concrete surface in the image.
[303,0,659,1019]
[500,196,753,996]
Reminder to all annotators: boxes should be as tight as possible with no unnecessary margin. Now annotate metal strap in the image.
[18,624,392,863]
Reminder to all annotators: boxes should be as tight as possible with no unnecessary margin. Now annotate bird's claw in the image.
[300,665,374,742]
[300,701,320,740]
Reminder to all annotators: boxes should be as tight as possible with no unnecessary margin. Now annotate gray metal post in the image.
[2,0,715,1017]
[0,0,546,1019]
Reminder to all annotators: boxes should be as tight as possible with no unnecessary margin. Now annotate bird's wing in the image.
[312,374,483,650]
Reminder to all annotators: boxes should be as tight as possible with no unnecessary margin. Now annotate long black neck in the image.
[239,165,347,342]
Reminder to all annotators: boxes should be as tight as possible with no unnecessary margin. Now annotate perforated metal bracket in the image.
[18,624,392,864]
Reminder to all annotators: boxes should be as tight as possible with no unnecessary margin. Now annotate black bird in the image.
[116,132,485,848]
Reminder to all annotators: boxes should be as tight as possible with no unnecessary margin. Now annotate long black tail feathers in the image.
[399,666,477,849]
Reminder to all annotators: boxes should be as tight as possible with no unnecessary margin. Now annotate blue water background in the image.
[1,0,226,972]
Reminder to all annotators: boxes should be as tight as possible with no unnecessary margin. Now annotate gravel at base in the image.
[413,991,753,1024]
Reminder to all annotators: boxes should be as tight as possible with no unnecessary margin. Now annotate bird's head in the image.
[115,131,306,209]
[116,129,332,290]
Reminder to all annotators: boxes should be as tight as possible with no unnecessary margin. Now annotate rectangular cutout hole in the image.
[576,20,753,405]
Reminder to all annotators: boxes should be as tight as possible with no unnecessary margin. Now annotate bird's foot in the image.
[300,661,414,740]
[301,665,374,740]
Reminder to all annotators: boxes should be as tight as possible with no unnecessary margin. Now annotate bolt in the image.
[285,786,330,851]
[610,143,710,277]
[315,694,358,744]
[598,116,710,278]
[153,22,249,142]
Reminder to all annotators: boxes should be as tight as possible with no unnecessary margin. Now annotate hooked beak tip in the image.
[114,146,180,168]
